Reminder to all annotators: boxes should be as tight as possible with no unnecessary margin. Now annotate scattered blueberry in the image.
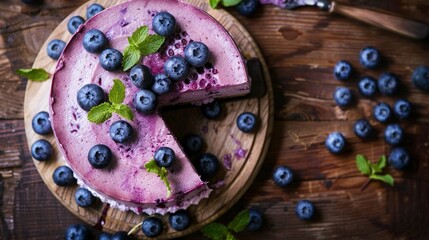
[75,187,95,208]
[236,0,259,16]
[110,120,133,143]
[358,76,377,97]
[295,200,315,221]
[169,210,191,231]
[195,153,219,179]
[65,224,90,240]
[130,64,153,89]
[184,41,210,67]
[164,55,190,81]
[412,65,429,91]
[86,3,104,19]
[333,87,353,107]
[384,124,404,146]
[237,112,258,133]
[21,0,41,4]
[154,147,175,168]
[88,144,112,169]
[359,46,381,69]
[77,84,105,111]
[32,111,52,135]
[393,99,411,120]
[111,231,132,240]
[378,72,399,95]
[201,101,222,119]
[53,166,76,186]
[388,147,410,170]
[67,16,85,34]
[142,217,163,238]
[325,132,346,154]
[99,48,123,71]
[152,12,176,37]
[134,89,157,114]
[182,134,204,155]
[82,29,108,53]
[272,165,294,187]
[47,39,66,60]
[373,102,392,123]
[353,119,373,139]
[246,208,264,231]
[98,232,112,240]
[31,139,53,161]
[151,74,172,95]
[333,60,353,81]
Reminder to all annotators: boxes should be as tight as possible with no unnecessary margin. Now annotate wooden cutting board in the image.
[23,0,274,238]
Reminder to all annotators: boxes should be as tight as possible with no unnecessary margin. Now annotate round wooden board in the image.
[23,0,274,238]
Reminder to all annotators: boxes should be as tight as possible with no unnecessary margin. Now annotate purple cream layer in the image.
[50,0,249,215]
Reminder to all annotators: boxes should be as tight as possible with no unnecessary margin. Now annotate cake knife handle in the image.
[328,1,429,39]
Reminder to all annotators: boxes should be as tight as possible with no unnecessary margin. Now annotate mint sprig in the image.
[16,68,50,81]
[87,79,134,124]
[122,26,165,71]
[201,209,250,240]
[144,159,171,198]
[356,154,394,191]
[209,0,242,8]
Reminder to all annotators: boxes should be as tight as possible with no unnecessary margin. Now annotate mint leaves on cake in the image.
[144,159,172,198]
[122,26,165,71]
[87,79,134,123]
[16,68,50,81]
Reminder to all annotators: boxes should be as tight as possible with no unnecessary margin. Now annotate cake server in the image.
[261,0,429,39]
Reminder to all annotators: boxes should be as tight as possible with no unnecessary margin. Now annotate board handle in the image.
[329,1,429,39]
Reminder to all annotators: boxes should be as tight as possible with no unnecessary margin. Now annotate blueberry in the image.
[333,87,353,107]
[68,16,85,34]
[47,39,66,60]
[164,55,190,81]
[325,132,346,154]
[98,232,112,240]
[82,29,108,53]
[236,0,259,16]
[272,165,294,187]
[182,134,204,155]
[373,102,392,123]
[353,119,373,139]
[53,166,76,186]
[378,72,399,95]
[31,139,53,161]
[65,224,90,240]
[154,147,175,168]
[384,124,404,146]
[333,60,353,81]
[360,46,381,69]
[75,187,95,208]
[151,74,172,95]
[295,200,315,221]
[152,12,176,37]
[393,99,411,120]
[32,111,52,135]
[358,76,377,97]
[111,231,132,240]
[134,89,157,114]
[195,153,219,179]
[184,41,210,67]
[99,48,123,71]
[388,147,410,170]
[142,217,163,238]
[21,0,41,4]
[201,101,222,119]
[77,84,105,111]
[412,65,429,91]
[237,112,258,133]
[88,144,112,169]
[169,210,191,231]
[130,64,153,89]
[110,120,133,143]
[86,3,104,19]
[246,208,264,231]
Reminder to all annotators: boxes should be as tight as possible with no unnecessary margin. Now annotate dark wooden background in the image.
[1,0,429,239]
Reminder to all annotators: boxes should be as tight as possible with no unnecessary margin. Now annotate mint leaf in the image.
[114,104,134,121]
[201,223,229,240]
[356,154,371,175]
[227,209,250,233]
[138,34,165,56]
[370,174,394,186]
[209,0,221,8]
[226,232,237,240]
[372,155,386,173]
[144,160,171,197]
[122,46,141,71]
[16,68,50,81]
[87,102,112,124]
[109,79,126,104]
[131,26,149,46]
[221,0,242,7]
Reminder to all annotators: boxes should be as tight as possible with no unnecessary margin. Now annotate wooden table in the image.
[1,0,429,239]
